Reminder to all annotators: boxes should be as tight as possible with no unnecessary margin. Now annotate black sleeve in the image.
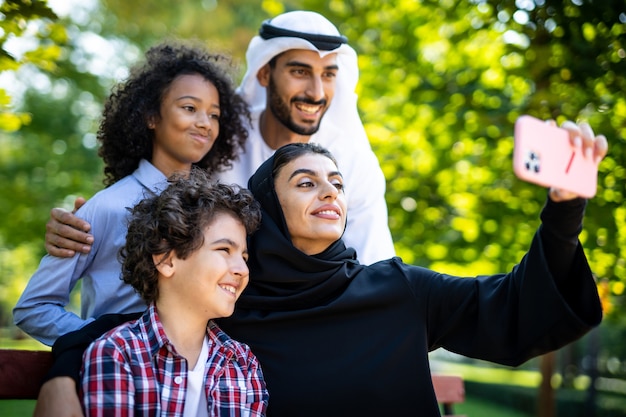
[42,312,142,390]
[539,195,588,302]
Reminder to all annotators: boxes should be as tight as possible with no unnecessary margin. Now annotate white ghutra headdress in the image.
[237,11,370,147]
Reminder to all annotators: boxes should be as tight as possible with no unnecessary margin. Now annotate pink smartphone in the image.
[513,115,599,198]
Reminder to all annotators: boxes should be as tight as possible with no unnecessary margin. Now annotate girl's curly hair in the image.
[119,168,261,304]
[98,41,250,186]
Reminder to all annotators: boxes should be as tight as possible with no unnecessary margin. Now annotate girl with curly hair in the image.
[98,41,248,186]
[14,41,250,346]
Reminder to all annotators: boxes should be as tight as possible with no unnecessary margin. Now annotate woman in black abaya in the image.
[218,141,603,416]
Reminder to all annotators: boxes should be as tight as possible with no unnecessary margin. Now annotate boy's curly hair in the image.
[98,41,250,186]
[119,168,261,304]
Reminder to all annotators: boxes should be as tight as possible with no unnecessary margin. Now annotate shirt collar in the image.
[141,304,172,357]
[133,159,169,195]
[141,304,241,359]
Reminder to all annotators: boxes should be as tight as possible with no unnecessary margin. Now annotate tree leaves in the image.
[1,0,624,326]
[307,0,626,313]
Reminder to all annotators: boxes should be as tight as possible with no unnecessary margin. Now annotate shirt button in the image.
[174,376,183,385]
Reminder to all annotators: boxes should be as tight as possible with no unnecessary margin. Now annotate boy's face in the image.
[167,212,249,319]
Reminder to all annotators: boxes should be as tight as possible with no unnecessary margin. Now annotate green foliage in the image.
[1,0,625,326]
[0,87,104,250]
[494,0,626,298]
[0,241,42,329]
[0,0,67,131]
[306,0,626,313]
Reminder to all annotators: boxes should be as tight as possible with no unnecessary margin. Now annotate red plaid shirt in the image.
[80,304,268,416]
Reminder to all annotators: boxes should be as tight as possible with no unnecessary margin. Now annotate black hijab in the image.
[237,144,365,311]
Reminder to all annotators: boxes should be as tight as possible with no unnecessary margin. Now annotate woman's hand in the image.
[549,120,608,202]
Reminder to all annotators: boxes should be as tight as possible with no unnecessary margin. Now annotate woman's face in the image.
[273,152,347,255]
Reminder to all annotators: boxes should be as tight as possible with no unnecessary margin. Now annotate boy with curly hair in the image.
[80,169,267,416]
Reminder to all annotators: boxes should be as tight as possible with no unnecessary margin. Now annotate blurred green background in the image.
[1,0,625,416]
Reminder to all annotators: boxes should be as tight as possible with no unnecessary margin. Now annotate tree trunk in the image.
[538,351,556,417]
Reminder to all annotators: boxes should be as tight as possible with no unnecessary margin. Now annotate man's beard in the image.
[267,76,326,136]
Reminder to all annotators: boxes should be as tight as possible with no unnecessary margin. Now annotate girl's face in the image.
[273,152,347,255]
[149,73,220,177]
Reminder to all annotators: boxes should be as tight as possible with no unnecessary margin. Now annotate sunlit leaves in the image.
[1,0,624,325]
[308,0,626,311]
[0,241,41,325]
[0,1,67,132]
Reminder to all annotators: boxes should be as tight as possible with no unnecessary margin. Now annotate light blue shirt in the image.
[13,159,168,346]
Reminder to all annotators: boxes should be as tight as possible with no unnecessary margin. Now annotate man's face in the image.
[259,49,338,136]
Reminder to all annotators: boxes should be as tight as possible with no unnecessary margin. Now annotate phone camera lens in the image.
[524,151,541,173]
